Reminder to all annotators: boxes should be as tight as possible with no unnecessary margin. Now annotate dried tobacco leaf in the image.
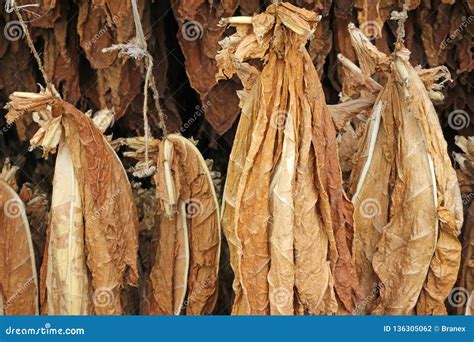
[146,138,183,315]
[454,136,474,315]
[308,16,332,76]
[41,1,81,104]
[77,0,144,119]
[354,0,384,39]
[454,136,474,195]
[217,2,360,315]
[143,134,220,315]
[174,0,241,134]
[6,91,139,315]
[333,52,453,192]
[330,54,381,191]
[0,160,39,315]
[0,38,38,141]
[44,140,90,315]
[348,22,463,315]
[18,183,49,272]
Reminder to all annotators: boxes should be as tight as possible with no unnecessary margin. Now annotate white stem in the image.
[353,101,383,198]
[337,54,382,90]
[163,139,177,217]
[219,16,253,26]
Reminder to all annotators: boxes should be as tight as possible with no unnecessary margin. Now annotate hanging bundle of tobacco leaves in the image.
[331,53,451,192]
[348,10,463,315]
[102,0,222,315]
[216,2,360,315]
[125,134,221,315]
[5,90,139,315]
[454,136,474,315]
[0,159,39,315]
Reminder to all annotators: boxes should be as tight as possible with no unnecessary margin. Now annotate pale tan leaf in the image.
[45,141,91,315]
[347,23,390,77]
[268,101,296,315]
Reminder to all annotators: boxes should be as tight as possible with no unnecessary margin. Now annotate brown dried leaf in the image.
[42,2,81,104]
[308,17,332,76]
[77,0,144,119]
[454,136,474,194]
[146,211,179,314]
[268,92,296,315]
[355,0,384,39]
[0,165,39,315]
[294,89,338,315]
[62,103,140,315]
[17,0,61,28]
[19,183,49,272]
[347,22,390,77]
[175,0,241,134]
[329,96,376,131]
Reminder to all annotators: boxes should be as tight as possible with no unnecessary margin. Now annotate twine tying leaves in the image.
[103,0,168,177]
[391,4,409,45]
[11,1,60,98]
